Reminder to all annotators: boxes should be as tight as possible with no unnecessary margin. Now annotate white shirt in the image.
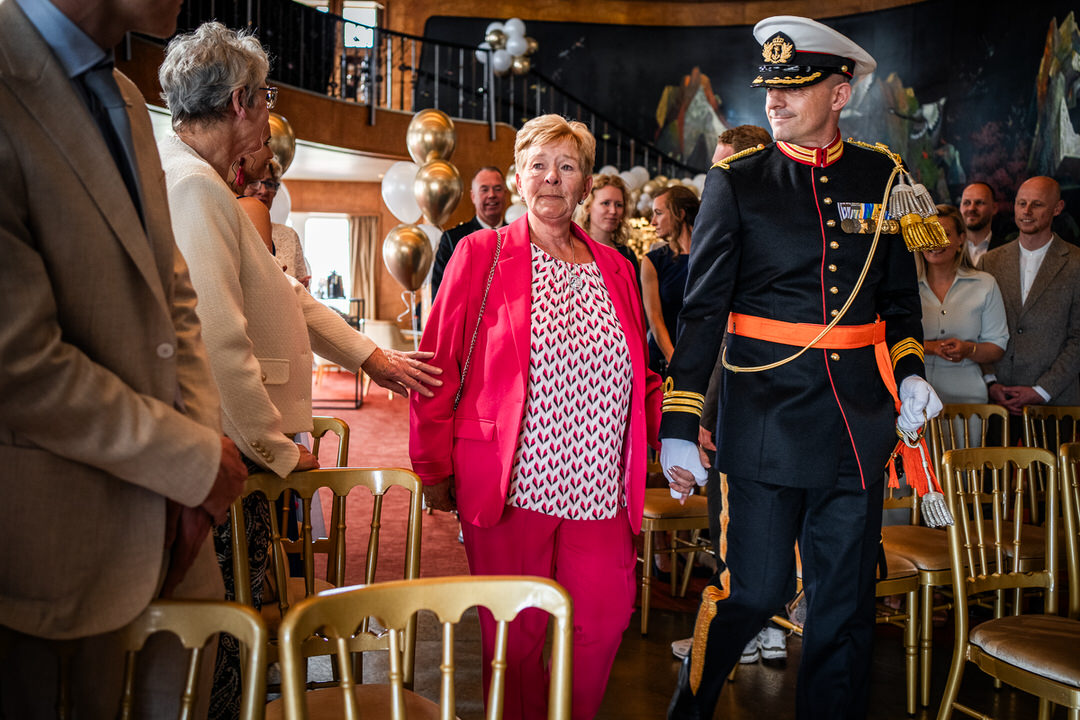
[966,229,992,266]
[1019,240,1052,305]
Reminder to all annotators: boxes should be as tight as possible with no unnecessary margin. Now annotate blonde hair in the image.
[915,204,972,278]
[513,114,596,178]
[576,174,630,246]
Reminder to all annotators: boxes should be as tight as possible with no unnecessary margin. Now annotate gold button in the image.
[841,65,849,72]
[826,219,836,227]
[823,197,833,205]
[830,352,840,361]
[820,176,829,183]
[828,264,837,272]
[830,241,839,249]
[830,309,839,317]
[829,286,839,294]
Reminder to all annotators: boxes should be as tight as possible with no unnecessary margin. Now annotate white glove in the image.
[660,438,708,499]
[897,375,943,433]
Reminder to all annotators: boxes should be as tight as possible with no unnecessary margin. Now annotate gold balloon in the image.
[413,159,463,227]
[406,109,456,164]
[268,113,295,174]
[641,180,659,196]
[382,224,433,292]
[666,178,683,188]
[525,37,539,55]
[654,175,669,185]
[511,55,531,76]
[485,29,507,49]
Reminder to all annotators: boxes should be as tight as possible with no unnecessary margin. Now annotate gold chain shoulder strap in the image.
[714,143,768,170]
[453,227,504,411]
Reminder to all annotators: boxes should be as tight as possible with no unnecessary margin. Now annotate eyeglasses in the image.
[249,179,280,190]
[260,86,278,110]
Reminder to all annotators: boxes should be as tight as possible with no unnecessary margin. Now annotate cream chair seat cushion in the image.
[970,615,1080,688]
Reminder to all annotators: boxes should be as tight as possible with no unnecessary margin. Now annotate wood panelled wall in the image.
[383,0,922,39]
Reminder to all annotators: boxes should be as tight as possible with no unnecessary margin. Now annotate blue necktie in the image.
[80,60,143,224]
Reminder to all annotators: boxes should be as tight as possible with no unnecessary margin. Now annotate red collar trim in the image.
[776,132,844,167]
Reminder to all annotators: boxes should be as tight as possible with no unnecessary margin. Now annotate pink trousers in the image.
[461,506,637,720]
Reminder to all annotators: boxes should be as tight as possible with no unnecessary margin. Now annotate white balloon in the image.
[418,223,442,249]
[503,17,526,38]
[475,42,491,64]
[618,170,635,188]
[637,194,652,213]
[505,34,528,57]
[630,165,650,189]
[504,202,527,223]
[693,173,707,192]
[492,49,513,74]
[485,21,504,35]
[269,181,291,224]
[598,164,619,176]
[381,161,422,224]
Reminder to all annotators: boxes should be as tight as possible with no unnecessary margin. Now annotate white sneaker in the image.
[759,626,787,662]
[671,637,692,660]
[738,633,760,663]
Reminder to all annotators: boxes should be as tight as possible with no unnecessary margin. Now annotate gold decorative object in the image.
[888,177,950,251]
[405,109,456,164]
[506,163,517,193]
[484,28,506,49]
[268,112,295,174]
[525,37,539,55]
[382,224,434,291]
[511,55,531,76]
[413,159,463,227]
[762,35,795,63]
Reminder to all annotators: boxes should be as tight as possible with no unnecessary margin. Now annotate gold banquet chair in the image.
[882,403,1008,707]
[232,468,423,684]
[116,600,268,720]
[937,447,1080,720]
[268,576,574,720]
[1024,405,1080,525]
[638,486,711,634]
[1061,443,1080,620]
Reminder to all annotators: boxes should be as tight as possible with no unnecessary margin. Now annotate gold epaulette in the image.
[846,139,904,169]
[661,377,705,417]
[713,143,767,170]
[889,337,924,368]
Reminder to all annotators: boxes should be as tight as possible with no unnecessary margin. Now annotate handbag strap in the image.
[453,226,504,411]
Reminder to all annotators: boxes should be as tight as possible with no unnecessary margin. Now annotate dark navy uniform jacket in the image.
[659,135,926,490]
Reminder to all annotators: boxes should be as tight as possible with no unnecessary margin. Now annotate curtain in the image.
[349,215,379,319]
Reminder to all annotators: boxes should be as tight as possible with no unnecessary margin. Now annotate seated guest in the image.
[156,22,441,718]
[918,204,1008,405]
[575,173,640,282]
[412,114,661,719]
[245,157,312,287]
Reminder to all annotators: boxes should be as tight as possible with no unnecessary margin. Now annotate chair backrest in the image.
[117,600,267,720]
[1060,442,1080,620]
[311,416,350,467]
[277,576,573,720]
[928,404,1009,478]
[1024,405,1080,451]
[941,447,1058,616]
[233,467,423,611]
[292,416,351,581]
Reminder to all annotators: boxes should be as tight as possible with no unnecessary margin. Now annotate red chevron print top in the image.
[506,244,633,520]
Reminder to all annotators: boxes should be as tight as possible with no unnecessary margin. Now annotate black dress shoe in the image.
[667,654,702,720]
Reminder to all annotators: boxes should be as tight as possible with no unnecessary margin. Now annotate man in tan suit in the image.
[0,0,247,715]
[980,177,1080,437]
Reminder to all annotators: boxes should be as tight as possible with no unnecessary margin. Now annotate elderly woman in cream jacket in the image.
[157,22,440,718]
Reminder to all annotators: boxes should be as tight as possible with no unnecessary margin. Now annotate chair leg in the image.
[935,644,965,720]
[641,529,655,635]
[904,587,918,716]
[920,581,934,708]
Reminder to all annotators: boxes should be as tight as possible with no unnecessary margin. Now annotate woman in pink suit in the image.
[410,114,662,719]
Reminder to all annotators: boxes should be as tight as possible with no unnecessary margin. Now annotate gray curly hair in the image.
[159,21,269,130]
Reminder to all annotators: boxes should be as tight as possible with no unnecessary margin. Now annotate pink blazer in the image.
[410,214,662,533]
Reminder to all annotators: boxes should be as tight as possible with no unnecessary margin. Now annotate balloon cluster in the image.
[594,163,707,220]
[380,109,464,292]
[476,18,537,77]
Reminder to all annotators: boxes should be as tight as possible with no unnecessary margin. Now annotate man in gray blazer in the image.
[0,0,247,714]
[980,176,1080,435]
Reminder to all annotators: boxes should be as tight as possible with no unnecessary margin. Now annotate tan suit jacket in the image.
[0,0,222,639]
[160,136,376,477]
[980,234,1080,405]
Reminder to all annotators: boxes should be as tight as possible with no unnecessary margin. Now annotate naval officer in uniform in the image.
[662,16,942,719]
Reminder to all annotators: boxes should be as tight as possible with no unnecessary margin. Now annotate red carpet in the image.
[309,370,702,613]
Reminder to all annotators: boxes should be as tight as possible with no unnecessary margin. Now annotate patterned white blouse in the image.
[507,243,633,520]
